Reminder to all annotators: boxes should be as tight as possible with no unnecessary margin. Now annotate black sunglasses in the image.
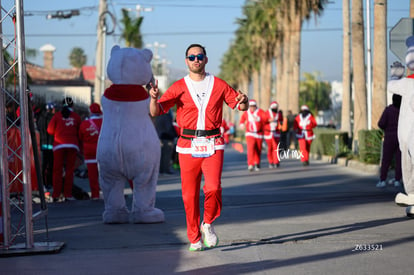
[186,54,205,61]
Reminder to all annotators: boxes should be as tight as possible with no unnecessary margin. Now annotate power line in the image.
[112,2,241,8]
[9,25,400,38]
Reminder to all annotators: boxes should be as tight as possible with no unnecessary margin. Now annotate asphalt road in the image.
[1,144,413,275]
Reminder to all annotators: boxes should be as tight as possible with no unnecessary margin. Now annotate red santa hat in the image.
[89,103,102,114]
[300,105,309,111]
[249,99,257,107]
[270,101,278,109]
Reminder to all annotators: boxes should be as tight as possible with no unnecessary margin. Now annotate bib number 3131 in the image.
[191,137,215,158]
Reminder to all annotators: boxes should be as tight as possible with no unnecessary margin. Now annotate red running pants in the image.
[298,139,312,162]
[179,150,224,243]
[246,136,262,166]
[52,148,77,199]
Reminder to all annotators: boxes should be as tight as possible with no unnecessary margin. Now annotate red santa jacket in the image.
[293,112,317,140]
[47,109,81,151]
[263,109,283,139]
[79,115,103,162]
[239,108,266,139]
[157,74,240,154]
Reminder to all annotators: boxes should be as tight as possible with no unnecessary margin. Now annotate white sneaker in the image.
[188,240,203,251]
[248,165,254,172]
[254,165,260,172]
[376,181,386,188]
[395,193,414,206]
[201,222,219,248]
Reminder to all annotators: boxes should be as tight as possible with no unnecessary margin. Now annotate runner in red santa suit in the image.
[47,97,81,201]
[79,103,103,200]
[263,101,283,168]
[220,118,230,145]
[149,43,248,251]
[239,99,266,171]
[293,105,317,166]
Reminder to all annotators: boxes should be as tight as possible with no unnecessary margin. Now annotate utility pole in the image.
[366,0,372,130]
[411,0,414,18]
[94,0,107,105]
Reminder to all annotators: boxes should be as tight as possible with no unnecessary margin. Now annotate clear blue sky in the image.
[3,0,410,82]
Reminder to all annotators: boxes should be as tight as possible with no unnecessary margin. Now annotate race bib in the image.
[191,137,215,158]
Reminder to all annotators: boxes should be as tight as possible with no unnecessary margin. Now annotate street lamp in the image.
[146,42,167,75]
[46,9,80,20]
[123,5,153,17]
[135,5,153,17]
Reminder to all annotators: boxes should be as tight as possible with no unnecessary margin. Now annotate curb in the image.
[311,154,380,175]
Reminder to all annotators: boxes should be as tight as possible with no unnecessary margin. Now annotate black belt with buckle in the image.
[181,128,221,139]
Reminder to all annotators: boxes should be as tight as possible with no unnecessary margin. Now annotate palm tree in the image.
[257,0,279,109]
[274,27,284,106]
[288,0,328,113]
[69,47,87,68]
[372,0,387,129]
[245,0,279,109]
[279,1,291,112]
[351,0,367,146]
[219,34,252,123]
[341,0,352,136]
[299,72,331,113]
[236,3,261,104]
[276,0,327,114]
[120,8,144,48]
[237,1,275,108]
[287,0,300,113]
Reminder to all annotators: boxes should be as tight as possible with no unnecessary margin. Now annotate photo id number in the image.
[352,244,383,252]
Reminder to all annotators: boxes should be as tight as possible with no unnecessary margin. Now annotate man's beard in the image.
[189,64,205,74]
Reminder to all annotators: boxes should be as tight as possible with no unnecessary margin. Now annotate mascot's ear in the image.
[141,48,153,63]
[111,45,121,55]
[405,36,414,71]
[107,45,123,84]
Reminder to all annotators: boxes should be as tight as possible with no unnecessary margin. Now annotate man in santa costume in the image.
[79,103,103,200]
[263,101,284,168]
[293,105,317,166]
[47,97,81,201]
[149,43,248,251]
[239,99,266,171]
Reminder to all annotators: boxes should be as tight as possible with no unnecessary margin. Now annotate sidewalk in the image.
[1,145,413,274]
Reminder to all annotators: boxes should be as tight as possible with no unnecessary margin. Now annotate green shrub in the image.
[310,128,350,157]
[358,129,383,164]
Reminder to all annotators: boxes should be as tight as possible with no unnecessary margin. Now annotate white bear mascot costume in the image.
[97,45,164,224]
[387,35,414,218]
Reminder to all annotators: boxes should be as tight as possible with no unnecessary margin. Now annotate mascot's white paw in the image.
[131,208,165,224]
[406,206,414,218]
[103,208,130,224]
[395,193,414,207]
